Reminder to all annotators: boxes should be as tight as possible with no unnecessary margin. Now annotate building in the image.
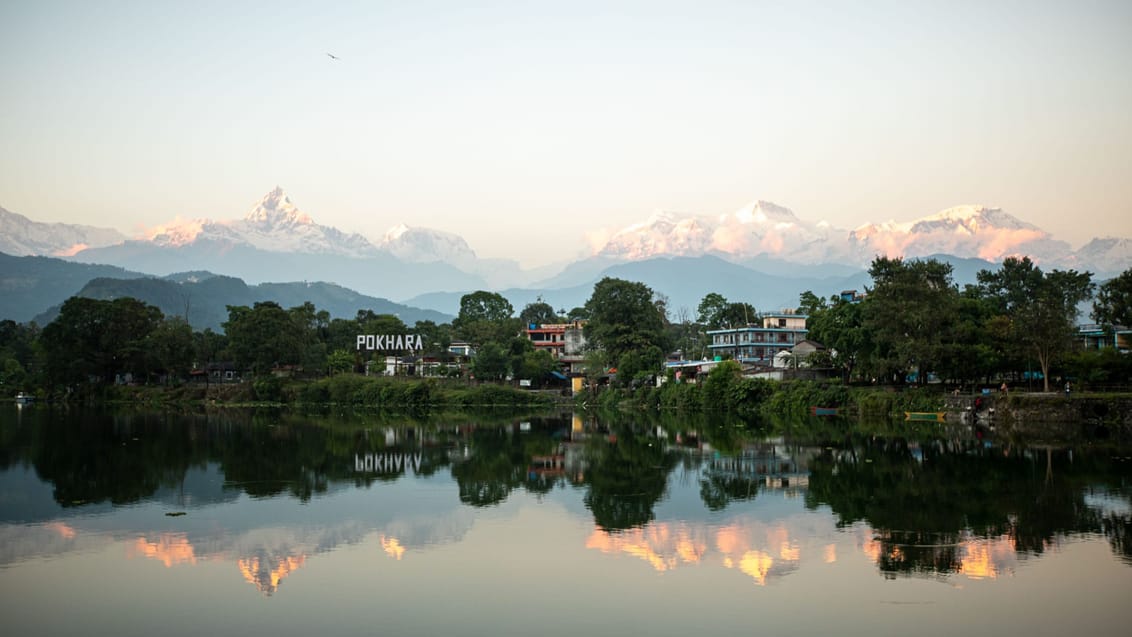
[524,320,588,373]
[706,310,808,366]
[1077,324,1132,351]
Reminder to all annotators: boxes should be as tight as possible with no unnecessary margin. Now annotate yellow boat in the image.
[904,411,945,422]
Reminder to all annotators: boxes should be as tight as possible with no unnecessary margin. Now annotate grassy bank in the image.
[89,375,561,410]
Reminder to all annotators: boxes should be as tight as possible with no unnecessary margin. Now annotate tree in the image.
[513,349,557,386]
[454,291,516,348]
[326,349,356,375]
[862,257,960,385]
[977,257,1094,392]
[718,302,758,328]
[470,341,509,381]
[583,277,671,383]
[413,320,454,359]
[457,291,514,323]
[519,298,559,326]
[797,290,828,317]
[222,302,306,375]
[144,317,195,383]
[697,293,729,328]
[40,296,163,387]
[1093,268,1132,328]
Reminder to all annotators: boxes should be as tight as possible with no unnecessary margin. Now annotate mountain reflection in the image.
[1,406,1129,596]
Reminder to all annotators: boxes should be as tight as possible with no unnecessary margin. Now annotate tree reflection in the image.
[805,438,1132,576]
[582,424,679,532]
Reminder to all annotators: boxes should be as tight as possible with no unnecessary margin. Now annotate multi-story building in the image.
[524,320,588,373]
[706,310,808,365]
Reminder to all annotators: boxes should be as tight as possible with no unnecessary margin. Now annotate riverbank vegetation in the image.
[2,258,1130,417]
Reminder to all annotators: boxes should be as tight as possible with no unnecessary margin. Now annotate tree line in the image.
[802,257,1132,391]
[2,258,1130,398]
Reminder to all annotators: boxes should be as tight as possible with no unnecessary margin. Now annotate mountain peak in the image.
[383,223,412,242]
[730,200,798,225]
[244,187,312,228]
[379,224,477,265]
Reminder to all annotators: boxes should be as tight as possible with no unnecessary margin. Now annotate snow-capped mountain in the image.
[143,187,380,258]
[713,200,847,263]
[379,223,479,266]
[0,205,126,256]
[848,205,1073,265]
[590,201,1128,272]
[379,222,544,288]
[596,201,846,262]
[1075,237,1132,277]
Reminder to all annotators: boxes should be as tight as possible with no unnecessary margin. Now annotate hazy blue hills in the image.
[1,251,453,329]
[30,273,454,331]
[403,253,1002,317]
[72,239,488,302]
[0,252,150,323]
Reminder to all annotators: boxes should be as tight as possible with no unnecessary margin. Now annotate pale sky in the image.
[2,0,1130,267]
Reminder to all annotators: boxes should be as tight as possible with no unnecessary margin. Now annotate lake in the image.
[1,405,1130,636]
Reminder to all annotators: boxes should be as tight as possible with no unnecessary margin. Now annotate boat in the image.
[15,392,34,404]
[810,406,841,416]
[904,411,945,422]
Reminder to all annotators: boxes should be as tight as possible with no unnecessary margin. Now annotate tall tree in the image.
[583,277,671,383]
[797,290,828,317]
[144,317,195,383]
[519,299,559,326]
[41,296,163,387]
[222,302,306,375]
[862,257,960,385]
[1093,268,1132,328]
[697,292,729,328]
[454,291,516,347]
[977,257,1094,391]
[457,291,514,323]
[718,302,758,328]
[805,294,868,382]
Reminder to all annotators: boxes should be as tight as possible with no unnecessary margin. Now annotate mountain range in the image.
[0,253,451,330]
[1,188,1128,322]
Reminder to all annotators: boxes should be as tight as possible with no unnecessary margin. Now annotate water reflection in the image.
[1,406,1130,604]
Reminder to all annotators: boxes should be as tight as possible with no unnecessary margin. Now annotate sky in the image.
[2,0,1130,268]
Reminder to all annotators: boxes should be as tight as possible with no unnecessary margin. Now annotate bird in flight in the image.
[326,52,340,61]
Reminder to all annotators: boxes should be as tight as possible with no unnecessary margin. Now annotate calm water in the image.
[1,405,1130,637]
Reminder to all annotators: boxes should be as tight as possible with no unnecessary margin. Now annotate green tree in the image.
[40,296,163,387]
[144,317,195,383]
[977,257,1094,391]
[513,348,557,386]
[413,320,454,359]
[584,277,671,384]
[519,298,559,326]
[797,290,828,317]
[457,291,514,323]
[470,341,509,381]
[805,294,867,382]
[718,302,758,328]
[697,292,729,328]
[193,328,227,365]
[862,257,959,385]
[454,291,516,348]
[1093,268,1132,328]
[326,349,356,375]
[222,302,305,375]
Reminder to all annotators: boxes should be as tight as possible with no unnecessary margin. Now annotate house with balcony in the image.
[706,310,808,366]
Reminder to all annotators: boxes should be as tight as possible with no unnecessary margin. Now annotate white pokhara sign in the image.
[356,334,424,351]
